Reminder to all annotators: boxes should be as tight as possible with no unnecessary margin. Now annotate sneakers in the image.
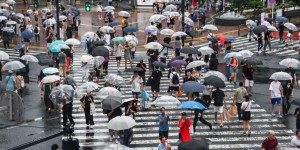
[243,131,247,135]
[86,125,89,129]
[220,124,223,128]
[271,112,276,117]
[209,124,212,131]
[278,114,282,118]
[90,125,93,129]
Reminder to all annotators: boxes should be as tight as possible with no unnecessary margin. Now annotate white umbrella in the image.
[20,55,39,62]
[149,14,167,22]
[43,18,56,24]
[0,50,9,60]
[80,55,93,63]
[153,95,181,107]
[41,75,61,83]
[79,82,100,91]
[0,3,9,7]
[186,60,205,70]
[100,26,115,33]
[94,56,104,67]
[172,31,187,37]
[224,52,242,59]
[105,74,125,86]
[238,50,254,58]
[104,6,115,10]
[163,11,180,17]
[284,22,297,31]
[184,17,194,26]
[267,26,278,32]
[279,58,300,68]
[0,16,7,21]
[165,4,177,11]
[270,72,292,81]
[145,25,158,32]
[82,31,99,41]
[203,71,227,81]
[3,61,25,70]
[160,28,175,35]
[6,0,16,5]
[107,116,136,130]
[184,12,190,17]
[246,20,256,28]
[133,54,150,62]
[41,7,51,12]
[261,21,271,27]
[65,38,80,45]
[59,15,67,21]
[43,67,59,74]
[6,20,17,25]
[144,42,163,50]
[2,27,14,33]
[118,11,130,17]
[203,24,218,31]
[124,35,138,44]
[198,46,214,55]
[15,13,24,18]
[97,87,122,99]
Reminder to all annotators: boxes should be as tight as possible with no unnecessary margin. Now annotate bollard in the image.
[238,25,240,36]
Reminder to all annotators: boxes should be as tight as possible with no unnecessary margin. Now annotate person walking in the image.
[269,80,283,118]
[124,42,132,69]
[278,22,284,43]
[290,130,300,148]
[257,33,263,53]
[183,71,195,100]
[263,30,272,55]
[233,82,248,122]
[285,66,297,85]
[5,70,16,92]
[241,95,252,136]
[151,66,162,99]
[15,71,25,99]
[62,95,75,128]
[209,53,219,71]
[228,57,238,85]
[212,87,226,128]
[193,92,212,133]
[3,31,10,49]
[286,30,294,47]
[80,91,95,129]
[185,23,194,39]
[243,64,255,96]
[129,71,144,99]
[169,68,180,97]
[174,37,182,57]
[115,43,123,72]
[178,112,192,142]
[62,71,76,89]
[136,60,146,85]
[157,107,170,139]
[81,61,89,83]
[58,50,67,77]
[33,24,40,43]
[96,2,103,19]
[282,81,294,116]
[125,101,136,119]
[158,136,171,150]
[262,131,278,150]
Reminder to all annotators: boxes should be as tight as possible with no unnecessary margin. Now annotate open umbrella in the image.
[20,55,38,63]
[43,18,56,25]
[2,27,14,33]
[204,76,225,88]
[246,19,256,28]
[104,6,115,10]
[279,58,300,68]
[43,67,59,75]
[59,15,67,21]
[216,34,226,45]
[144,42,163,50]
[82,31,99,40]
[21,30,33,39]
[203,71,227,81]
[49,40,66,49]
[123,26,138,33]
[184,17,194,26]
[118,11,130,17]
[168,56,185,67]
[170,60,186,67]
[178,138,209,150]
[238,50,254,58]
[0,15,7,21]
[107,116,136,130]
[165,4,177,11]
[79,82,100,91]
[145,25,158,33]
[111,37,126,44]
[69,6,80,16]
[163,11,180,17]
[243,57,263,65]
[3,61,25,70]
[284,22,297,31]
[108,21,121,27]
[49,44,68,53]
[50,85,75,100]
[41,75,61,83]
[6,20,17,25]
[253,25,268,34]
[149,14,167,22]
[65,38,80,45]
[153,95,181,107]
[152,61,168,68]
[198,46,214,55]
[186,60,205,70]
[0,50,9,60]
[180,46,199,54]
[203,24,218,31]
[80,55,93,63]
[92,46,110,57]
[270,72,292,81]
[93,40,106,46]
[14,44,25,50]
[125,67,144,72]
[275,16,289,23]
[172,31,187,37]
[267,25,278,32]
[6,0,15,5]
[181,81,205,92]
[224,52,242,59]
[15,13,24,18]
[100,26,115,33]
[105,74,125,86]
[102,96,123,110]
[124,35,138,44]
[160,28,175,35]
[180,101,206,109]
[0,3,9,7]
[161,43,173,49]
[94,56,105,67]
[98,87,122,99]
[261,21,271,26]
[133,54,150,62]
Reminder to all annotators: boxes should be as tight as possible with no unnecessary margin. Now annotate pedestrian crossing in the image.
[0,48,46,61]
[62,48,294,150]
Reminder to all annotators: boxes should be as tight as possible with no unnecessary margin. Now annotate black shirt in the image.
[136,63,146,76]
[209,58,219,71]
[283,84,293,96]
[285,68,296,81]
[294,107,300,121]
[163,37,171,44]
[279,24,284,33]
[244,67,254,80]
[212,89,225,106]
[185,57,193,64]
[80,95,94,109]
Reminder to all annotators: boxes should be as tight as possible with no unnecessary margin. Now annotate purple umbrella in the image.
[170,60,186,67]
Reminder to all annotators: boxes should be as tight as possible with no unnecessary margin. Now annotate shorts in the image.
[271,98,281,105]
[151,86,160,92]
[245,79,254,87]
[132,91,141,96]
[242,111,251,121]
[214,106,224,113]
[115,56,121,61]
[230,66,238,73]
[170,86,179,91]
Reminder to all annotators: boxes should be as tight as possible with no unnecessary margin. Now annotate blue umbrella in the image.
[109,21,121,27]
[49,40,66,50]
[21,30,33,39]
[180,101,206,110]
[181,81,205,92]
[225,37,236,42]
[275,16,289,23]
[123,26,138,33]
[14,44,25,50]
[144,28,155,33]
[69,7,80,16]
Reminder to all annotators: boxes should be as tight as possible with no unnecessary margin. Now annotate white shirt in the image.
[290,136,300,147]
[115,44,122,57]
[97,5,103,12]
[131,76,143,92]
[169,72,180,87]
[241,101,252,111]
[105,34,111,45]
[269,81,282,98]
[26,25,33,32]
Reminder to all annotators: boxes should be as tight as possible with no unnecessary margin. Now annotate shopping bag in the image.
[178,89,183,97]
[139,90,150,101]
[90,103,96,115]
[189,125,194,134]
[223,108,231,121]
[229,104,237,116]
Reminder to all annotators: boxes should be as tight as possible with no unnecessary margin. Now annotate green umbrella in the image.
[111,37,126,44]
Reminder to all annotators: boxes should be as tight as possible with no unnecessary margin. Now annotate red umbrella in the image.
[216,34,226,45]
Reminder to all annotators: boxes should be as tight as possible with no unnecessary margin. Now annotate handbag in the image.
[229,104,237,116]
[139,90,150,101]
[178,88,183,97]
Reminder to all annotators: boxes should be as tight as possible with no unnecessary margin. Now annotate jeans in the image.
[282,96,291,115]
[35,34,40,43]
[84,108,94,125]
[63,103,75,126]
[236,102,242,120]
[225,50,230,65]
[258,41,263,51]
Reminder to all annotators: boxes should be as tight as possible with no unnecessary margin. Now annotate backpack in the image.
[172,73,179,84]
[34,27,39,34]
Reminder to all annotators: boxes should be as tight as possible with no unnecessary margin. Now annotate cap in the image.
[181,112,187,116]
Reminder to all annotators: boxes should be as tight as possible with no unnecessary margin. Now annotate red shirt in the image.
[178,119,192,142]
[262,138,278,150]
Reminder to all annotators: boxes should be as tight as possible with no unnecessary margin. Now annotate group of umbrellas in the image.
[0,50,39,71]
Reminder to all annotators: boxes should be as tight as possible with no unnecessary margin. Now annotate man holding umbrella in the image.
[193,92,212,133]
[136,60,146,85]
[269,80,283,118]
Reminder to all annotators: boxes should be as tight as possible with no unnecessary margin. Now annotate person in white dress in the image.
[26,21,34,32]
[96,3,103,19]
[115,43,123,71]
[81,62,89,82]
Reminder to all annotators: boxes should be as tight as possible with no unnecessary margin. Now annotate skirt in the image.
[242,111,251,121]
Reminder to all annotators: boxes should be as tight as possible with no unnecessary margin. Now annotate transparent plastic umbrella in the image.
[186,60,205,70]
[149,14,167,22]
[160,28,175,35]
[105,74,125,86]
[284,22,297,31]
[80,55,93,63]
[118,11,130,17]
[124,35,138,44]
[165,4,177,11]
[238,50,254,59]
[224,52,242,59]
[279,58,300,68]
[15,13,24,18]
[41,75,61,83]
[203,71,227,82]
[20,55,39,62]
[94,56,105,67]
[65,38,80,45]
[97,87,122,100]
[78,82,100,92]
[267,26,278,32]
[203,24,218,31]
[59,15,67,21]
[0,50,9,60]
[3,61,25,70]
[144,42,163,50]
[270,72,292,81]
[43,67,59,75]
[172,31,187,37]
[198,46,214,55]
[153,95,181,108]
[133,54,150,62]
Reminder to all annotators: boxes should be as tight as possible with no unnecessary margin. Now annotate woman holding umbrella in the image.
[178,112,192,142]
[80,91,95,129]
[229,57,238,85]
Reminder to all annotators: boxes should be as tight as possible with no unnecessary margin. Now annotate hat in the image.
[181,112,187,116]
[8,70,13,74]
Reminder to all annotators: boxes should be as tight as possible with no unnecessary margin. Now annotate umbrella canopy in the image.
[111,37,126,44]
[238,50,254,59]
[14,13,23,18]
[145,25,158,33]
[94,56,105,67]
[100,26,115,33]
[41,75,61,83]
[172,31,187,37]
[69,6,80,16]
[267,25,278,32]
[82,31,99,40]
[105,74,125,85]
[92,46,110,57]
[14,44,25,50]
[183,17,194,26]
[125,67,144,72]
[43,67,59,75]
[204,76,225,88]
[160,28,175,35]
[0,3,9,7]
[203,24,218,31]
[80,55,93,63]
[163,11,180,17]
[6,20,17,25]
[0,50,9,60]
[43,18,56,24]
[170,60,186,67]
[133,54,150,62]
[102,96,123,110]
[243,57,263,65]
[21,30,33,39]
[181,81,205,92]
[152,61,168,68]
[3,61,25,70]
[20,55,38,62]
[153,95,181,107]
[65,38,80,45]
[224,52,242,59]
[104,6,115,10]
[79,82,100,91]
[261,21,271,27]
[50,84,75,100]
[203,71,227,81]
[180,46,199,54]
[108,21,121,27]
[207,37,219,42]
[123,26,138,33]
[279,58,300,68]
[49,44,68,53]
[270,72,292,81]
[49,40,66,49]
[93,40,106,46]
[276,16,289,23]
[118,11,130,17]
[149,14,167,22]
[246,19,256,28]
[161,43,173,49]
[284,22,297,31]
[59,15,67,21]
[0,15,7,21]
[107,116,136,130]
[186,60,205,70]
[180,101,206,109]
[253,25,268,34]
[165,4,177,11]
[198,46,214,55]
[144,42,163,50]
[6,0,15,5]
[124,35,138,44]
[2,27,14,33]
[168,56,185,67]
[178,138,209,150]
[98,87,122,99]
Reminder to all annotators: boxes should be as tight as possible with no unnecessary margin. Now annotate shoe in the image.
[243,131,247,135]
[90,125,93,129]
[278,114,282,118]
[249,94,252,97]
[248,130,251,136]
[229,78,232,83]
[86,125,89,129]
[213,120,217,124]
[271,112,276,117]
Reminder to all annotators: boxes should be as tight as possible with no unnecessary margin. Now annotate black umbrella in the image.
[93,40,106,46]
[178,138,209,150]
[180,46,199,54]
[152,61,168,68]
[204,76,225,88]
[161,43,173,49]
[168,56,184,67]
[122,5,132,11]
[244,57,263,65]
[62,10,71,16]
[207,37,219,42]
[92,46,109,57]
[125,67,144,72]
[253,25,268,34]
[36,53,55,66]
[102,96,123,110]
